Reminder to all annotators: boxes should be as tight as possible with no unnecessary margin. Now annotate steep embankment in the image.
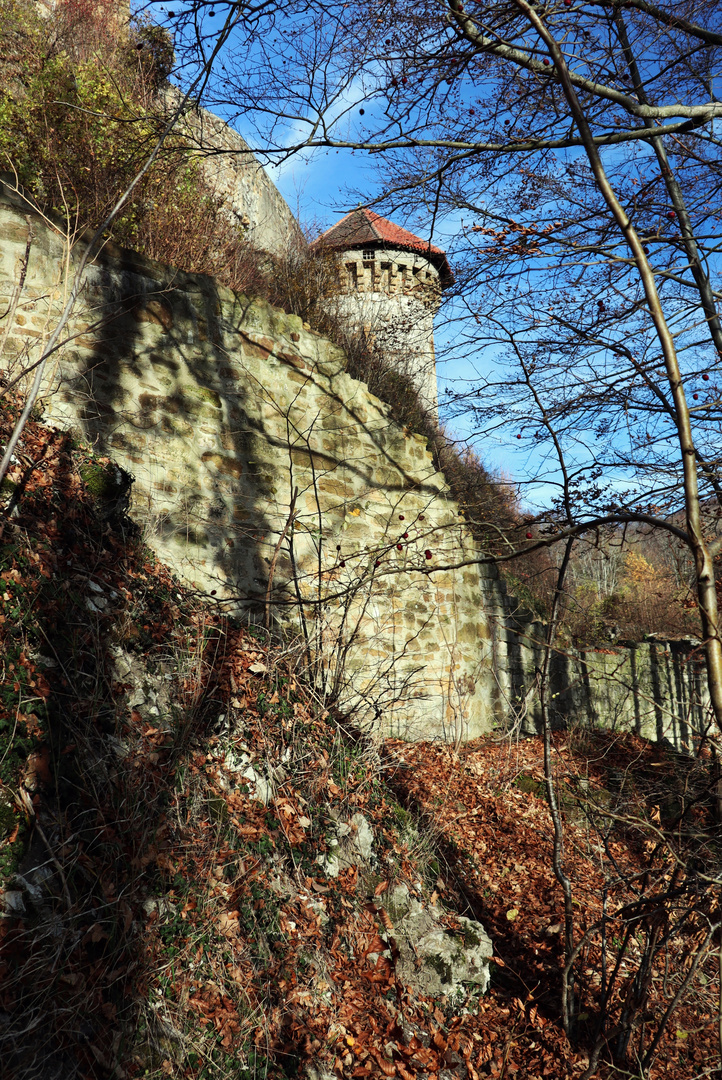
[0,405,492,1078]
[1,406,719,1080]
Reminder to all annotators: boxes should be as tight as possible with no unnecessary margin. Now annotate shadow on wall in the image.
[500,599,708,749]
[0,189,500,741]
[63,245,275,608]
[0,186,708,748]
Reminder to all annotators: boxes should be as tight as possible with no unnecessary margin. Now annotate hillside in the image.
[0,408,720,1080]
[1,7,721,1077]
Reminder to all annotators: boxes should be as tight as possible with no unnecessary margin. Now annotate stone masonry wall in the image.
[0,189,500,740]
[172,100,304,260]
[0,188,709,746]
[492,585,709,747]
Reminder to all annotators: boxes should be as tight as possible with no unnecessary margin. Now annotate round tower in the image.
[315,208,453,416]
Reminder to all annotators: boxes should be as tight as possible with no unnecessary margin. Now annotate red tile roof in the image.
[314,207,452,286]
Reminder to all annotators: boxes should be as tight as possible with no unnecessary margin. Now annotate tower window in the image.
[362,249,375,261]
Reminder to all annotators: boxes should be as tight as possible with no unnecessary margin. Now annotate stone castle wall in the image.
[333,245,440,415]
[0,188,710,746]
[172,100,304,260]
[0,189,501,740]
[494,590,708,747]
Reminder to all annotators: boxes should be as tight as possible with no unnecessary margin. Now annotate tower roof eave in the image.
[313,207,454,288]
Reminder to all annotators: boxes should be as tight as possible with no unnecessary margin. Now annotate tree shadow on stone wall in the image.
[61,241,276,615]
[52,236,476,730]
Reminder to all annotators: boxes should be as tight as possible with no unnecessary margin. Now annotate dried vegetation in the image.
[0,403,720,1080]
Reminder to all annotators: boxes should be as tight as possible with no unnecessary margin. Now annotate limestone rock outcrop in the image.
[383,884,493,1000]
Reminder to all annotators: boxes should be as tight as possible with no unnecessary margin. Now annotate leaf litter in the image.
[0,399,718,1080]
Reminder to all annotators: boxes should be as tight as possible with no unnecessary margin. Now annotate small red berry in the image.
[403,532,409,539]
[401,76,408,84]
[397,544,403,551]
[703,374,710,381]
[336,544,341,550]
[469,108,475,115]
[667,210,676,219]
[693,393,699,400]
[390,78,398,87]
[543,58,550,66]
[425,550,432,560]
[516,434,522,439]
[419,515,425,520]
[526,532,533,539]
[375,559,381,567]
[399,515,405,520]
[340,561,346,567]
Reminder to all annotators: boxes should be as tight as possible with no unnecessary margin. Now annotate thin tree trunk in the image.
[540,535,576,1036]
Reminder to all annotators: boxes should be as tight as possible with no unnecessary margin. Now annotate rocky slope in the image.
[0,404,719,1080]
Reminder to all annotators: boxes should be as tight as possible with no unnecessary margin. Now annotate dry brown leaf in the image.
[377,908,394,932]
[218,913,240,938]
[370,1050,396,1077]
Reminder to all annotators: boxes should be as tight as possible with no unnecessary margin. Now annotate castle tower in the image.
[314,208,453,416]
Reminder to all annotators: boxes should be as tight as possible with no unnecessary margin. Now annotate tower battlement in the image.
[314,208,452,416]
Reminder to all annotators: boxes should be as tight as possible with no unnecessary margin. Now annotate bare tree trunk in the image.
[540,535,576,1036]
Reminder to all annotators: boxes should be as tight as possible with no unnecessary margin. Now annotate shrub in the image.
[0,1,205,250]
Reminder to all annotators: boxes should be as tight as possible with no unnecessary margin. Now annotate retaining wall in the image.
[0,188,709,746]
[0,189,500,740]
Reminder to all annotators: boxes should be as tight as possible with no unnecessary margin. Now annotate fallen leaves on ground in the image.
[0,402,719,1080]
